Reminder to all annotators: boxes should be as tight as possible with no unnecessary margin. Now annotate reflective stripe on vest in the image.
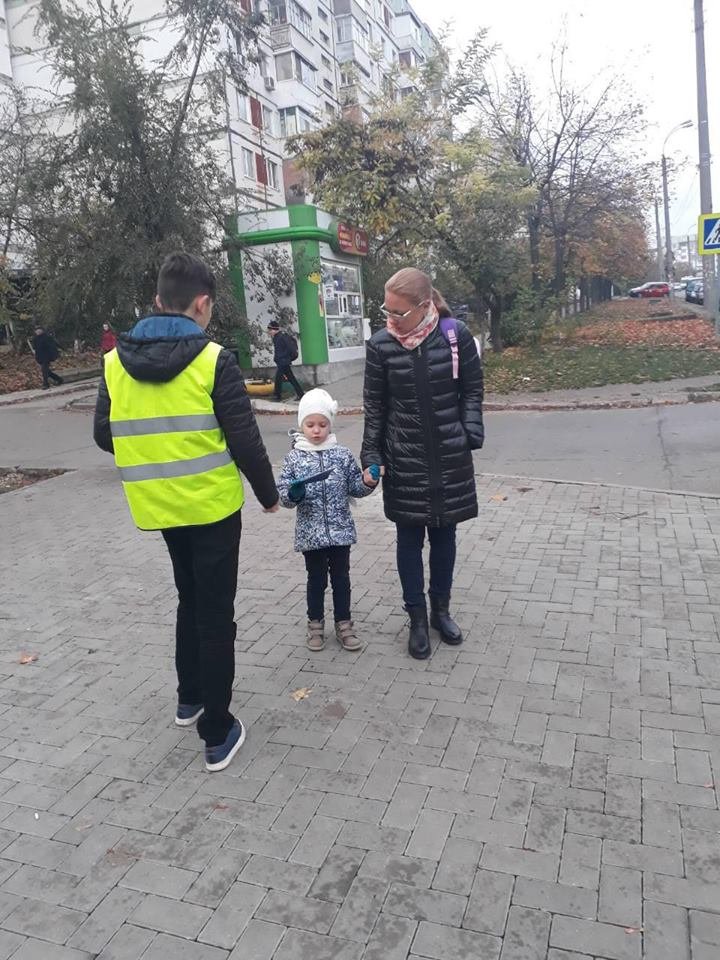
[110,413,220,438]
[118,449,232,483]
[104,341,244,530]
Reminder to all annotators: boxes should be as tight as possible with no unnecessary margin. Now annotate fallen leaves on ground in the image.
[18,654,38,665]
[571,318,717,349]
[291,687,312,702]
[0,351,101,395]
[490,494,508,502]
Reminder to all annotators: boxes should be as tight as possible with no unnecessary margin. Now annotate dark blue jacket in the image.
[273,331,297,365]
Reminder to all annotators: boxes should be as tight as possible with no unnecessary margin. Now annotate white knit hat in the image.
[298,388,339,427]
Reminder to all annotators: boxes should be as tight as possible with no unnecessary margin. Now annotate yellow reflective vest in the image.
[104,341,244,530]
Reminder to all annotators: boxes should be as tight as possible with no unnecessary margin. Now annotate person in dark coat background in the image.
[267,320,304,402]
[361,267,484,660]
[31,326,64,389]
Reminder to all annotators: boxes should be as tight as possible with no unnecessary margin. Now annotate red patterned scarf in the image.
[386,305,439,350]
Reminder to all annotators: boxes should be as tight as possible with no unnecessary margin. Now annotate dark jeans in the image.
[396,523,457,608]
[304,546,351,622]
[40,362,63,388]
[274,363,303,400]
[161,510,241,747]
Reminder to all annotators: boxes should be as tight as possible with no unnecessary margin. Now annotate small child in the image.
[278,389,379,651]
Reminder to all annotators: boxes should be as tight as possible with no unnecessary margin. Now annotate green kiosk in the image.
[227,204,369,384]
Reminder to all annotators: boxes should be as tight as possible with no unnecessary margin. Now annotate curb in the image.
[251,393,720,416]
[0,380,100,408]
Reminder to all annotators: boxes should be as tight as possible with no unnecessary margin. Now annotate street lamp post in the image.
[661,120,694,286]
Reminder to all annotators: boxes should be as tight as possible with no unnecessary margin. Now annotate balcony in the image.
[270,21,315,62]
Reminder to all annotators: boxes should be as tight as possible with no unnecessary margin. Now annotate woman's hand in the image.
[362,465,384,488]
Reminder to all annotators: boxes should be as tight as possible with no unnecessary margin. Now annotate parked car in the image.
[628,282,671,298]
[685,278,704,303]
[687,280,705,305]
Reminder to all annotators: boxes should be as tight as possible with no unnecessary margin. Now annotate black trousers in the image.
[39,362,63,388]
[396,523,457,608]
[274,363,303,400]
[161,510,241,747]
[304,546,351,622]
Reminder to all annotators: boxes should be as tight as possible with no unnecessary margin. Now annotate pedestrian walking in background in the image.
[361,267,484,660]
[31,325,64,390]
[277,388,378,652]
[267,319,304,402]
[100,322,117,354]
[93,252,279,772]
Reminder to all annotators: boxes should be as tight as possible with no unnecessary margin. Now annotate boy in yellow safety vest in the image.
[94,252,279,772]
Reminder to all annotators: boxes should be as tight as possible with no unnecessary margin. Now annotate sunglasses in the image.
[380,299,428,319]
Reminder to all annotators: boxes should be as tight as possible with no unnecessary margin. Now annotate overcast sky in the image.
[410,0,719,245]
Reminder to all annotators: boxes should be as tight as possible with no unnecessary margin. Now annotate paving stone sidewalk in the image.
[1,465,719,959]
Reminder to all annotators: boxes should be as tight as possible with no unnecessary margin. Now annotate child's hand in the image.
[288,480,306,502]
[263,501,280,513]
[362,466,381,488]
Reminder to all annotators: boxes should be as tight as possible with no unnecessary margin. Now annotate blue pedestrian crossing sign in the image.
[698,213,720,254]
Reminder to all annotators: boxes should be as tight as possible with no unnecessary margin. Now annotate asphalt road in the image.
[3,393,720,496]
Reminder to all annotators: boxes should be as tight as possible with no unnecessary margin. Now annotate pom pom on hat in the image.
[298,388,338,427]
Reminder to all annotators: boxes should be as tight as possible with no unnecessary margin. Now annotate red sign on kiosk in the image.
[336,222,369,256]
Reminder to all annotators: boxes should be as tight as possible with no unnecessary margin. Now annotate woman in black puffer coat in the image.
[361,268,484,659]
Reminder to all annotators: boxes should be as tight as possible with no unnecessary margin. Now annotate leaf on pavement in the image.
[291,687,312,702]
[18,654,38,665]
[490,494,508,503]
[517,486,533,493]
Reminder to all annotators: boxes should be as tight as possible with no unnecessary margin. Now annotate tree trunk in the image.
[528,212,542,292]
[487,292,503,353]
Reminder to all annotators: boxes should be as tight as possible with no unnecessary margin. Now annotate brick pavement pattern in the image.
[1,465,719,959]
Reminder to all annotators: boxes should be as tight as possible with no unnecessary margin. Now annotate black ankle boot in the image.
[430,594,463,645]
[407,604,431,660]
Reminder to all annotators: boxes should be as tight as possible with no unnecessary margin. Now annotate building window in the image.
[340,63,357,87]
[383,4,391,27]
[320,30,330,45]
[321,54,331,69]
[336,16,368,51]
[318,5,328,20]
[399,51,412,70]
[237,92,249,122]
[323,78,333,92]
[275,51,316,90]
[268,0,312,40]
[267,160,279,190]
[242,147,255,179]
[262,105,277,136]
[279,106,314,137]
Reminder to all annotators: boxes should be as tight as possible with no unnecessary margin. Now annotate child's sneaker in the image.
[175,703,204,727]
[335,620,363,652]
[205,719,246,772]
[306,620,325,651]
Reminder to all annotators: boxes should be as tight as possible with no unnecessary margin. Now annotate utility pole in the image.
[694,0,718,327]
[654,199,664,279]
[661,155,674,282]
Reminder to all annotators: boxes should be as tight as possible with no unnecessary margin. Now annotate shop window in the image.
[322,260,364,348]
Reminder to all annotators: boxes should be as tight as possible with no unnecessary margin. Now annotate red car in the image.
[628,282,671,298]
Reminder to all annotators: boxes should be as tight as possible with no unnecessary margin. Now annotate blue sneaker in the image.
[175,703,204,727]
[205,719,246,772]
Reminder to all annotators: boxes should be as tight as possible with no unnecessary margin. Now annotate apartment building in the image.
[1,0,435,213]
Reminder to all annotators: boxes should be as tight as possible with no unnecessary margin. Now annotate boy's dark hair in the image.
[157,252,217,312]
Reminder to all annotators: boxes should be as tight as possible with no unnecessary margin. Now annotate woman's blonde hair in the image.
[385,268,433,306]
[431,288,451,318]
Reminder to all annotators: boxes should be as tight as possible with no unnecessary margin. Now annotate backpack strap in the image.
[439,316,460,380]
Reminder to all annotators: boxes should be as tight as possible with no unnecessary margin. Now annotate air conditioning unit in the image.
[264,77,276,91]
